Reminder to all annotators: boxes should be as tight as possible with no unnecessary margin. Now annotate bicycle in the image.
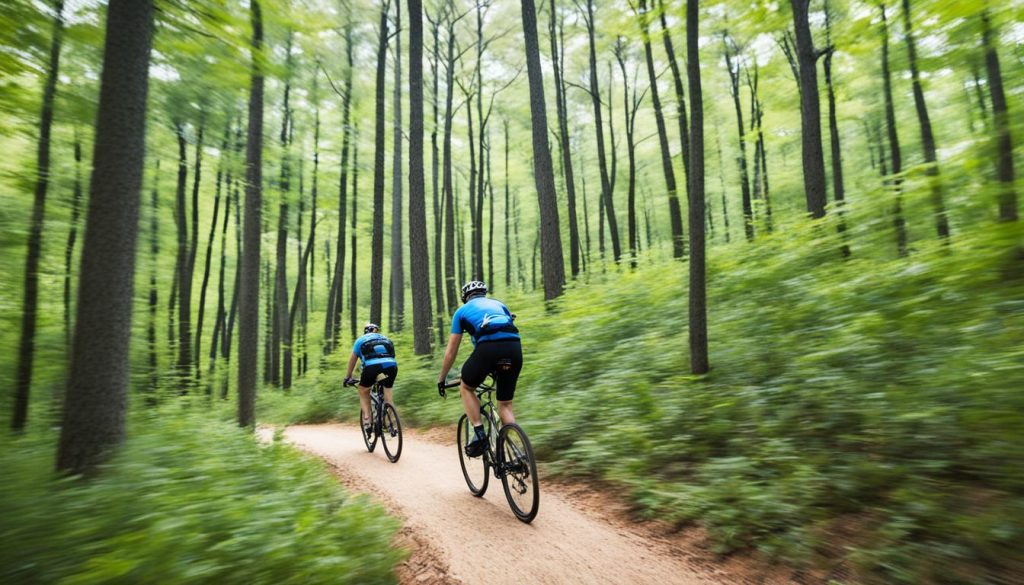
[442,374,539,523]
[345,374,403,463]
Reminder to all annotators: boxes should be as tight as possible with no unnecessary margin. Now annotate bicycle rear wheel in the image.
[457,414,489,496]
[360,406,378,453]
[380,403,403,463]
[498,423,539,523]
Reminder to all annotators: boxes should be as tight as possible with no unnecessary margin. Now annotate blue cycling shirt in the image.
[451,297,520,345]
[352,333,397,367]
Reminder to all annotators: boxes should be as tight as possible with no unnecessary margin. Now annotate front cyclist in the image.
[345,323,398,438]
[437,281,522,457]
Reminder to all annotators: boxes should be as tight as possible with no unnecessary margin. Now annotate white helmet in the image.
[461,280,487,303]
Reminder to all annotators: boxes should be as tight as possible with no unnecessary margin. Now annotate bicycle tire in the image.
[380,403,403,462]
[360,406,378,453]
[457,414,489,497]
[498,423,539,523]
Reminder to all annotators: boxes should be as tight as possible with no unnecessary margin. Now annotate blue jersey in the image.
[451,297,520,345]
[352,333,397,367]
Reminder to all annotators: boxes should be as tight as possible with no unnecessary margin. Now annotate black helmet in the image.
[363,323,380,334]
[461,280,487,303]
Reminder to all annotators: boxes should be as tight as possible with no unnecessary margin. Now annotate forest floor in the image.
[276,424,808,585]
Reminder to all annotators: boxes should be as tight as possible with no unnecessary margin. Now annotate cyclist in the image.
[437,280,522,458]
[345,323,398,437]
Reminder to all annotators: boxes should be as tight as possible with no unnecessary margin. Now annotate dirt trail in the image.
[283,424,769,585]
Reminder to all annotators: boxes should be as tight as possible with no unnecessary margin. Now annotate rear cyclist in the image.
[437,281,522,457]
[345,323,398,437]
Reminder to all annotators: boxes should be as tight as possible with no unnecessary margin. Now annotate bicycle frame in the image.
[449,375,507,477]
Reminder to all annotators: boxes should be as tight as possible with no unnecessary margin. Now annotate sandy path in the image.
[283,424,750,585]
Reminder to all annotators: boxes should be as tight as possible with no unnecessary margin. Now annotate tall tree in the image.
[657,0,690,201]
[194,122,229,381]
[635,0,685,258]
[723,34,754,241]
[408,0,433,355]
[902,0,949,240]
[614,38,646,268]
[441,5,462,314]
[504,119,511,288]
[823,3,849,256]
[879,2,908,256]
[428,10,445,343]
[237,0,264,428]
[350,126,360,339]
[63,129,83,351]
[549,0,581,277]
[789,0,828,218]
[56,0,154,473]
[686,0,708,374]
[185,109,206,381]
[580,0,621,262]
[147,160,160,394]
[172,121,193,384]
[982,10,1017,221]
[370,0,391,325]
[390,0,405,332]
[520,0,566,300]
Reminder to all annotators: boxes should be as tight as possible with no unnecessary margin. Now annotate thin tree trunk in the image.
[521,0,566,300]
[504,119,511,288]
[823,4,849,256]
[408,0,432,355]
[902,0,949,241]
[350,126,360,340]
[57,0,154,472]
[550,0,581,277]
[195,123,229,382]
[370,0,390,326]
[615,42,640,268]
[658,0,690,202]
[714,121,731,243]
[880,2,907,257]
[790,0,828,218]
[637,0,684,257]
[185,110,206,384]
[325,20,354,353]
[686,0,708,374]
[430,12,445,343]
[723,35,753,241]
[274,33,295,389]
[173,121,192,386]
[391,0,405,332]
[147,160,159,395]
[583,0,620,262]
[466,93,478,278]
[442,15,458,313]
[237,0,263,427]
[982,11,1016,221]
[487,130,495,288]
[63,127,82,352]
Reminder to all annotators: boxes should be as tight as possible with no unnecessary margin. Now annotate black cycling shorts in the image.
[461,340,522,401]
[359,363,398,388]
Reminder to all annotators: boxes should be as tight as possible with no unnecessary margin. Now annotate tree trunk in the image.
[714,122,731,243]
[370,0,390,326]
[723,35,754,241]
[186,110,206,384]
[982,11,1017,221]
[391,0,405,332]
[466,93,478,278]
[56,0,154,473]
[790,0,828,218]
[147,160,159,395]
[615,43,639,268]
[583,0,620,262]
[442,16,458,314]
[521,0,565,300]
[325,21,354,353]
[237,0,263,427]
[173,121,193,386]
[823,4,849,256]
[549,0,581,277]
[880,2,907,257]
[63,129,82,355]
[430,13,445,342]
[902,0,949,241]
[408,0,432,354]
[274,33,295,389]
[504,119,511,288]
[658,0,690,202]
[686,0,708,374]
[350,126,360,340]
[195,123,229,382]
[637,0,684,257]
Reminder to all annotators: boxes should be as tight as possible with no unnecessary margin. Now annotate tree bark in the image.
[430,12,445,343]
[723,35,754,241]
[521,0,565,300]
[823,4,849,256]
[686,0,708,374]
[714,123,731,243]
[56,0,153,472]
[615,41,640,268]
[880,2,907,257]
[63,127,82,352]
[173,121,193,386]
[442,14,458,314]
[902,0,949,241]
[147,160,159,395]
[390,0,405,332]
[637,0,684,257]
[981,11,1016,221]
[350,126,360,340]
[504,119,511,288]
[325,21,354,353]
[238,0,263,427]
[195,123,229,382]
[657,0,690,202]
[370,0,390,326]
[790,0,828,218]
[408,0,433,355]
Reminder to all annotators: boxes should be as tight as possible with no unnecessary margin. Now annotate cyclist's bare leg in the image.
[357,386,372,425]
[497,400,515,425]
[460,381,482,426]
[383,386,394,405]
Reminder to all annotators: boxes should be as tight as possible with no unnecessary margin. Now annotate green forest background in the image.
[2,0,1023,583]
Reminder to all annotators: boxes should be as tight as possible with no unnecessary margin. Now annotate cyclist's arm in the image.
[437,333,463,384]
[344,352,358,380]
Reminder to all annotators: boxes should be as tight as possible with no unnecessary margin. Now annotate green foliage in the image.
[0,409,402,584]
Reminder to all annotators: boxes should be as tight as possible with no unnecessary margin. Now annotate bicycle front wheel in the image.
[380,403,403,463]
[360,406,378,453]
[457,414,489,496]
[498,423,539,523]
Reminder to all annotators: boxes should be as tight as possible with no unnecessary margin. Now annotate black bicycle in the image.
[442,375,539,523]
[345,376,403,463]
